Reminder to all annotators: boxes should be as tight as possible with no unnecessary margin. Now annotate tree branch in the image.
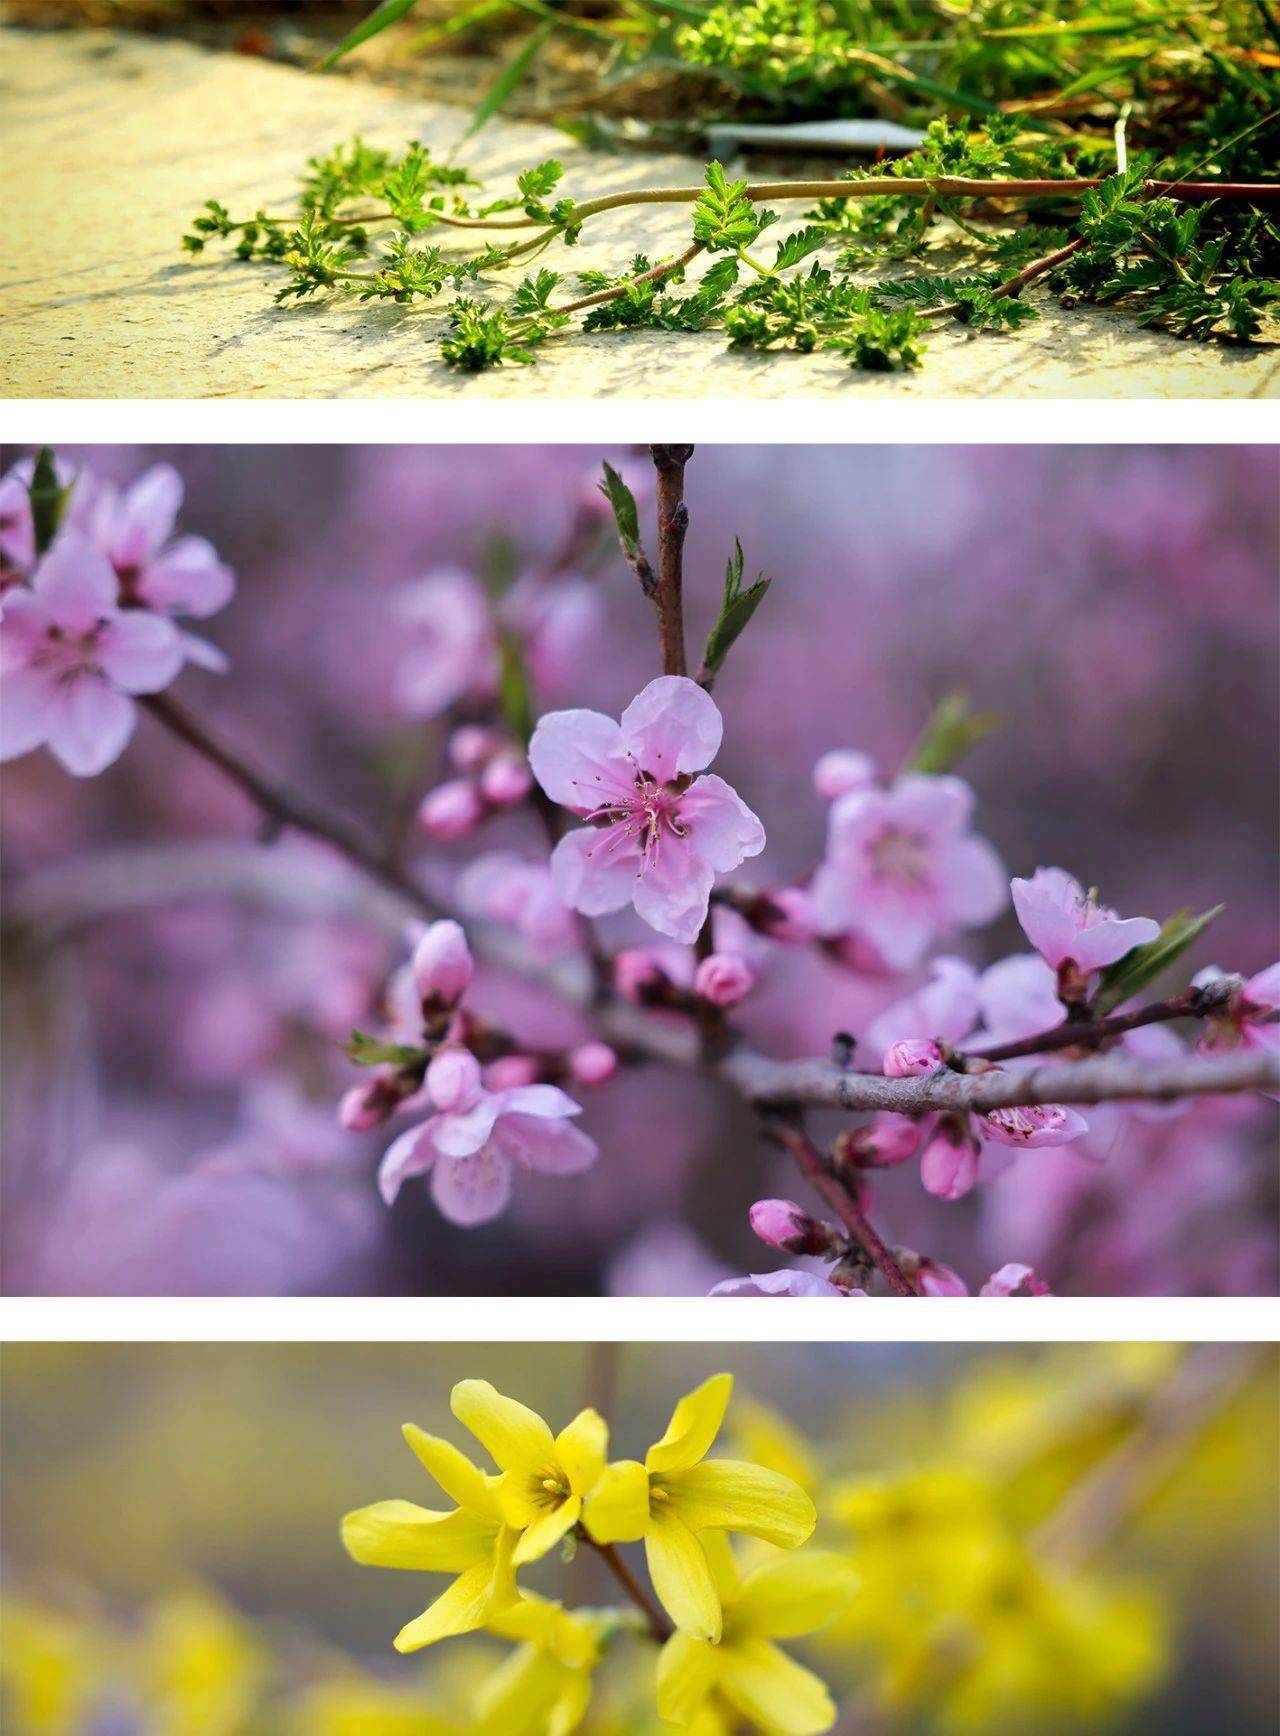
[649,445,693,678]
[580,1534,672,1642]
[967,979,1241,1063]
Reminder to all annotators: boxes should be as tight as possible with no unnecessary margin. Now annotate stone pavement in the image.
[3,25,1276,399]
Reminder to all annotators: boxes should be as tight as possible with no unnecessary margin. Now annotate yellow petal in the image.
[548,1668,593,1736]
[656,1631,721,1725]
[513,1495,581,1565]
[498,1475,547,1531]
[698,1529,743,1605]
[393,1530,518,1652]
[555,1407,608,1497]
[646,1510,723,1643]
[451,1379,556,1476]
[646,1373,734,1476]
[731,1552,858,1639]
[664,1459,816,1548]
[401,1424,500,1520]
[582,1460,649,1544]
[340,1501,493,1573]
[718,1635,837,1736]
[475,1643,564,1729]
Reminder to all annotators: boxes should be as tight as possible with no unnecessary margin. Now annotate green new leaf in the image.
[701,539,771,681]
[772,225,830,272]
[906,690,1001,775]
[598,461,641,556]
[1094,905,1225,1013]
[28,447,71,558]
[343,1029,428,1067]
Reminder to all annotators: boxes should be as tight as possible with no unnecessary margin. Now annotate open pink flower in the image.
[710,1270,855,1297]
[810,773,1006,971]
[977,1103,1088,1148]
[377,1060,598,1227]
[1194,963,1280,1054]
[979,1262,1050,1296]
[529,675,765,944]
[457,851,580,958]
[88,465,234,662]
[1011,867,1159,975]
[0,531,184,777]
[390,568,496,719]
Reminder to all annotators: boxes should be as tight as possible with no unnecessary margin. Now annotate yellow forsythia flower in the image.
[584,1374,816,1642]
[0,1598,109,1736]
[656,1536,856,1735]
[479,1594,610,1736]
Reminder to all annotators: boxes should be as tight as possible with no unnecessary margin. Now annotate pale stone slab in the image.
[2,25,1276,399]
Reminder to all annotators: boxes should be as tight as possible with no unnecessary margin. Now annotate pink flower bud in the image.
[479,751,533,808]
[338,1082,385,1132]
[614,949,666,1003]
[426,1047,483,1113]
[748,1199,836,1257]
[915,1257,969,1297]
[883,1038,943,1078]
[813,748,876,802]
[695,952,757,1008]
[764,886,816,942]
[920,1127,979,1202]
[411,920,474,1007]
[569,1041,618,1087]
[838,1114,919,1169]
[419,780,484,839]
[486,1053,540,1089]
[979,1262,1050,1297]
[448,724,505,773]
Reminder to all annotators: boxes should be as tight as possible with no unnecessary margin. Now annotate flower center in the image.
[984,1105,1067,1142]
[587,773,687,871]
[35,625,103,684]
[1072,885,1118,929]
[868,825,930,885]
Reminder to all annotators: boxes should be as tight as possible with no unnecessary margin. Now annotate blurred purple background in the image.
[2,443,1276,1296]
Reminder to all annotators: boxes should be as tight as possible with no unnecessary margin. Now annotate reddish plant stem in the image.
[555,243,706,317]
[764,1116,918,1297]
[582,1534,672,1641]
[966,981,1235,1064]
[649,445,693,678]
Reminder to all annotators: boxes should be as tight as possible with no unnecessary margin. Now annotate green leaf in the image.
[28,447,71,558]
[598,461,641,556]
[905,690,1001,775]
[343,1029,428,1067]
[701,539,771,680]
[463,19,555,142]
[772,225,830,272]
[316,0,423,70]
[1094,905,1225,1013]
[498,631,536,744]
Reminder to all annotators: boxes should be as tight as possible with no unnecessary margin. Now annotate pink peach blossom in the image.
[391,567,496,719]
[411,920,474,1007]
[1194,962,1280,1054]
[88,463,234,663]
[710,1269,855,1297]
[813,748,876,801]
[867,955,980,1066]
[977,1103,1089,1148]
[915,1257,969,1296]
[810,773,1006,971]
[920,1125,980,1201]
[530,675,764,944]
[0,532,184,777]
[485,1054,541,1090]
[840,1115,920,1169]
[979,1262,1051,1296]
[883,1038,944,1078]
[1011,867,1160,974]
[457,852,580,959]
[418,778,484,839]
[378,1077,597,1226]
[478,750,533,807]
[568,1042,618,1087]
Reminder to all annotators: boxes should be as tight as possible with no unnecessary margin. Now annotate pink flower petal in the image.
[32,532,119,632]
[176,629,230,674]
[886,772,974,838]
[549,824,641,918]
[978,1103,1088,1148]
[377,1123,437,1205]
[619,675,722,781]
[491,1112,598,1175]
[137,536,235,618]
[710,1270,849,1297]
[679,773,766,871]
[939,836,1009,926]
[115,465,184,565]
[528,707,632,811]
[0,666,59,760]
[96,613,184,693]
[495,1083,582,1121]
[45,678,135,777]
[429,1097,504,1160]
[631,840,715,944]
[430,1146,513,1226]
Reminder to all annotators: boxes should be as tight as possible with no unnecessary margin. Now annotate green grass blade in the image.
[463,18,555,141]
[315,0,424,70]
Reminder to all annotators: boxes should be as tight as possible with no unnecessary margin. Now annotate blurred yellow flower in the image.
[480,1594,610,1736]
[0,1598,109,1736]
[293,1664,466,1736]
[584,1375,816,1643]
[452,1379,608,1567]
[342,1421,519,1652]
[137,1588,268,1736]
[656,1536,856,1735]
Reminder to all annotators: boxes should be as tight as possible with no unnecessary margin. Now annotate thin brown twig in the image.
[649,445,693,678]
[581,1534,672,1642]
[554,244,706,317]
[764,1116,918,1297]
[967,979,1240,1063]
